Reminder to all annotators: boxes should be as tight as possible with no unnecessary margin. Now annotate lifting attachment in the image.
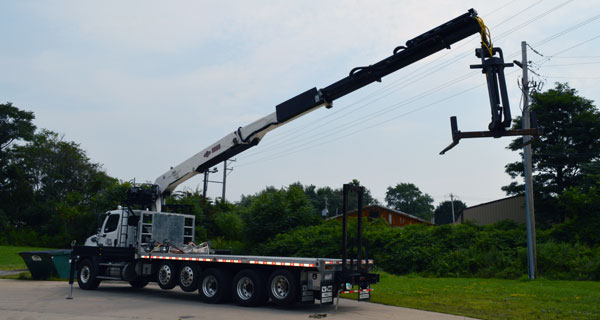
[440,24,540,155]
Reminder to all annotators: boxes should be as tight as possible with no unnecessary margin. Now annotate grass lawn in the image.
[0,245,54,270]
[342,272,600,319]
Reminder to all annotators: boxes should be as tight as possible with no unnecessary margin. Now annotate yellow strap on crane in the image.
[475,16,493,56]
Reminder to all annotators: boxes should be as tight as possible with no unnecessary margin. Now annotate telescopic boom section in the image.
[153,9,484,211]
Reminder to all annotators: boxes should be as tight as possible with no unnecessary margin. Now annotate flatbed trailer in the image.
[70,186,377,307]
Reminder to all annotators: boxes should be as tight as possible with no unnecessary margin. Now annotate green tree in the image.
[214,212,245,241]
[434,199,467,225]
[503,83,600,224]
[550,172,600,246]
[241,183,320,244]
[1,129,116,246]
[293,180,378,218]
[0,103,36,228]
[0,102,36,152]
[385,182,434,221]
[166,188,221,241]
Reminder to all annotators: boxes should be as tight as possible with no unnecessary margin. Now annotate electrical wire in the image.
[240,71,480,161]
[235,1,587,168]
[550,55,600,59]
[241,0,558,156]
[235,82,487,168]
[539,61,600,67]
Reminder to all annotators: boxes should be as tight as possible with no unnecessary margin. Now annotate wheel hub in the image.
[180,266,194,287]
[80,266,91,284]
[271,275,290,299]
[158,265,172,285]
[237,277,254,300]
[202,275,218,297]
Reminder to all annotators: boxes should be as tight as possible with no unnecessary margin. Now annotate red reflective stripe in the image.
[147,256,313,267]
[340,288,373,294]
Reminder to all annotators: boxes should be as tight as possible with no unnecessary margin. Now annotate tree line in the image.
[1,82,599,280]
[0,100,460,247]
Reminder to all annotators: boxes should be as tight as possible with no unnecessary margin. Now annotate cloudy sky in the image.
[2,0,599,209]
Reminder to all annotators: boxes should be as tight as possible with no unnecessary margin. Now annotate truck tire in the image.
[77,259,100,290]
[268,269,299,306]
[129,277,149,289]
[178,262,199,292]
[232,269,268,307]
[198,268,231,303]
[157,261,178,290]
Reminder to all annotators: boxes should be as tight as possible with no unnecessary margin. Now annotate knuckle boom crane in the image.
[69,9,539,307]
[152,8,537,211]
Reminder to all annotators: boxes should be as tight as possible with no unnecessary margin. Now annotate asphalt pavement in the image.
[0,279,477,320]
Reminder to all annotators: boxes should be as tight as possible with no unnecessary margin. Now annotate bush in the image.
[214,212,245,241]
[241,184,321,244]
[537,242,600,280]
[255,218,600,280]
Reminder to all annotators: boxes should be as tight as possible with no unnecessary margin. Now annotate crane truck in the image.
[69,9,536,308]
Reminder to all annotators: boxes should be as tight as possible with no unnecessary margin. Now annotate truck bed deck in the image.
[140,252,373,270]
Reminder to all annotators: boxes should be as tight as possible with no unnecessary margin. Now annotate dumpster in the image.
[19,250,72,280]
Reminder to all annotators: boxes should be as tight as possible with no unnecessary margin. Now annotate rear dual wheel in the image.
[157,261,178,290]
[232,269,268,307]
[198,268,232,303]
[268,269,299,306]
[179,262,199,292]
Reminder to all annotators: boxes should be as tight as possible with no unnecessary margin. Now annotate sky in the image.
[1,0,599,210]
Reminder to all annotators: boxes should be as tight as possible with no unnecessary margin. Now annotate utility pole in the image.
[322,196,329,218]
[202,167,218,199]
[450,193,456,223]
[221,159,235,203]
[521,41,537,279]
[203,171,209,198]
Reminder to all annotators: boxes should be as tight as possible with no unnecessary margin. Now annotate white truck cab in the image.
[84,208,139,247]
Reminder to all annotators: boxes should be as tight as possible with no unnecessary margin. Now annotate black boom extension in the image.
[275,9,483,124]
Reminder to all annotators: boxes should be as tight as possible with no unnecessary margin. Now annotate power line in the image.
[550,55,600,59]
[235,82,486,168]
[541,75,600,79]
[532,14,600,48]
[492,0,546,29]
[493,0,575,40]
[531,33,600,80]
[239,71,479,162]
[241,1,564,157]
[547,33,600,57]
[538,61,600,67]
[237,2,590,167]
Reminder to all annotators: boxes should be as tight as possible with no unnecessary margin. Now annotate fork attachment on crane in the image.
[440,47,540,155]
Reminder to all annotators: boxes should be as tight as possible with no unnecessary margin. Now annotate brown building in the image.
[457,195,526,225]
[330,205,433,227]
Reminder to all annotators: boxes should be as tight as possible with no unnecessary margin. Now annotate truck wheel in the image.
[129,277,149,289]
[232,269,267,307]
[268,269,299,306]
[77,259,100,290]
[178,262,199,292]
[157,261,178,290]
[198,268,231,303]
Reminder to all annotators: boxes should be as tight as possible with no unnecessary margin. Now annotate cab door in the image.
[100,213,121,247]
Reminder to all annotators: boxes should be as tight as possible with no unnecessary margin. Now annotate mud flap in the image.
[320,280,334,305]
[301,280,315,304]
[358,288,371,301]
